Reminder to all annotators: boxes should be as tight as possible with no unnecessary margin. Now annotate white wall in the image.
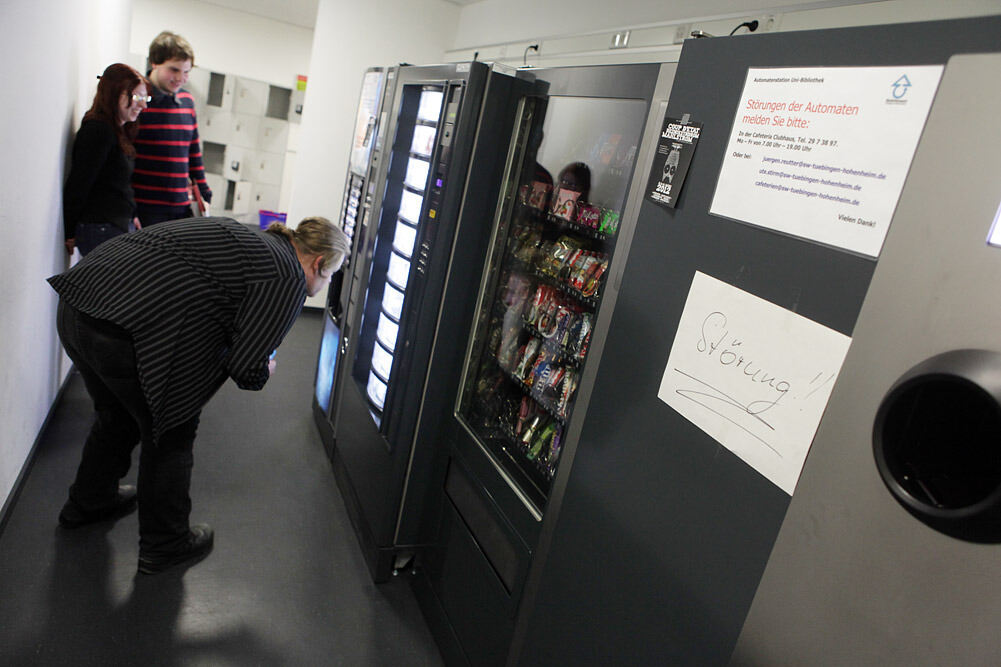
[130,0,313,87]
[451,0,794,49]
[286,0,461,232]
[0,0,133,513]
[452,0,1001,49]
[446,0,1001,66]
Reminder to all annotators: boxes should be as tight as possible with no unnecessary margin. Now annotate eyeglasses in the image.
[131,94,152,104]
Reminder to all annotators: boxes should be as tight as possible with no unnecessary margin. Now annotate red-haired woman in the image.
[63,63,150,256]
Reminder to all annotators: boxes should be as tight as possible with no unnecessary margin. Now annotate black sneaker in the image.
[137,524,214,575]
[58,485,138,528]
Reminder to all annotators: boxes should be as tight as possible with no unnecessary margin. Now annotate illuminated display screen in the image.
[371,342,394,380]
[417,89,444,123]
[382,284,405,320]
[367,371,388,410]
[376,312,400,351]
[314,315,340,415]
[393,220,418,257]
[387,252,411,289]
[405,157,431,191]
[399,189,423,223]
[411,124,436,157]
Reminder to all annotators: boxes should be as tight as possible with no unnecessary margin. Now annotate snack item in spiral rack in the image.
[571,255,597,291]
[599,209,620,234]
[575,314,593,361]
[580,257,609,297]
[540,236,579,279]
[518,184,531,205]
[528,421,557,460]
[514,337,541,380]
[545,427,563,474]
[527,181,552,210]
[520,415,541,446]
[557,370,579,417]
[576,202,601,228]
[551,187,583,221]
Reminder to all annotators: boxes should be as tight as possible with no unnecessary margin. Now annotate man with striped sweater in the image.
[134,31,212,226]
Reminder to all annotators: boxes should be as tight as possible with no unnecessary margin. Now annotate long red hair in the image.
[83,63,149,157]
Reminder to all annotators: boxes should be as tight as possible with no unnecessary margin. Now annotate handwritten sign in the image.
[710,66,942,258]
[658,272,852,495]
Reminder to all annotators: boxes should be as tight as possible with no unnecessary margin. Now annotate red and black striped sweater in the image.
[133,85,212,214]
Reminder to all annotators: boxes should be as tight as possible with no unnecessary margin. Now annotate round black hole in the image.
[878,377,1001,510]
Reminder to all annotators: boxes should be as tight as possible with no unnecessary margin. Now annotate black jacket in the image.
[62,118,136,239]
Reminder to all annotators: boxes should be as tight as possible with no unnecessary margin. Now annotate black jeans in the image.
[136,205,194,227]
[76,220,136,256]
[57,301,199,554]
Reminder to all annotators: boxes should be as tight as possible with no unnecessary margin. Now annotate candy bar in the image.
[576,202,601,228]
[528,421,557,461]
[580,257,609,297]
[599,209,620,234]
[514,338,541,380]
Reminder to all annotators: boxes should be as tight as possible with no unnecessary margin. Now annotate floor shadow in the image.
[4,523,284,666]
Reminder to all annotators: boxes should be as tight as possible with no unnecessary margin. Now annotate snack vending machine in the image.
[411,64,670,666]
[314,67,389,457]
[455,82,650,507]
[322,62,545,582]
[503,16,1001,667]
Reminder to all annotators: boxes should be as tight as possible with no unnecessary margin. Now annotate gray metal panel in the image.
[516,16,1001,667]
[731,53,1001,666]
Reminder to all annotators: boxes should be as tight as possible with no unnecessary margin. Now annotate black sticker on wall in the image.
[645,117,702,209]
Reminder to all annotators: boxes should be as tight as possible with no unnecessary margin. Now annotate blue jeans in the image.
[56,301,201,554]
[76,221,134,256]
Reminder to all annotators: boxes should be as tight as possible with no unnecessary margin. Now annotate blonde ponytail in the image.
[267,216,349,272]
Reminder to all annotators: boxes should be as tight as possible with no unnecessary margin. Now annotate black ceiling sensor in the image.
[873,349,1001,543]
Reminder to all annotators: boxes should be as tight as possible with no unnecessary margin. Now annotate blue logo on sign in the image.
[891,75,912,99]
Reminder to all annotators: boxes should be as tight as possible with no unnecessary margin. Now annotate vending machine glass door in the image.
[456,93,648,507]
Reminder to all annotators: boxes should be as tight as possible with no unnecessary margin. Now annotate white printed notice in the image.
[710,66,943,258]
[658,272,852,495]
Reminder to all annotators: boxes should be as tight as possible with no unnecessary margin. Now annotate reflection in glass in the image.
[382,283,405,320]
[387,252,411,289]
[417,90,444,123]
[405,157,431,191]
[456,94,648,507]
[399,189,423,223]
[376,312,399,350]
[536,97,647,215]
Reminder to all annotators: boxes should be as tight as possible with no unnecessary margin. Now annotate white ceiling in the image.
[195,0,483,29]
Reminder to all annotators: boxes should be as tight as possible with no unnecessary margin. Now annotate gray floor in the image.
[0,309,443,666]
